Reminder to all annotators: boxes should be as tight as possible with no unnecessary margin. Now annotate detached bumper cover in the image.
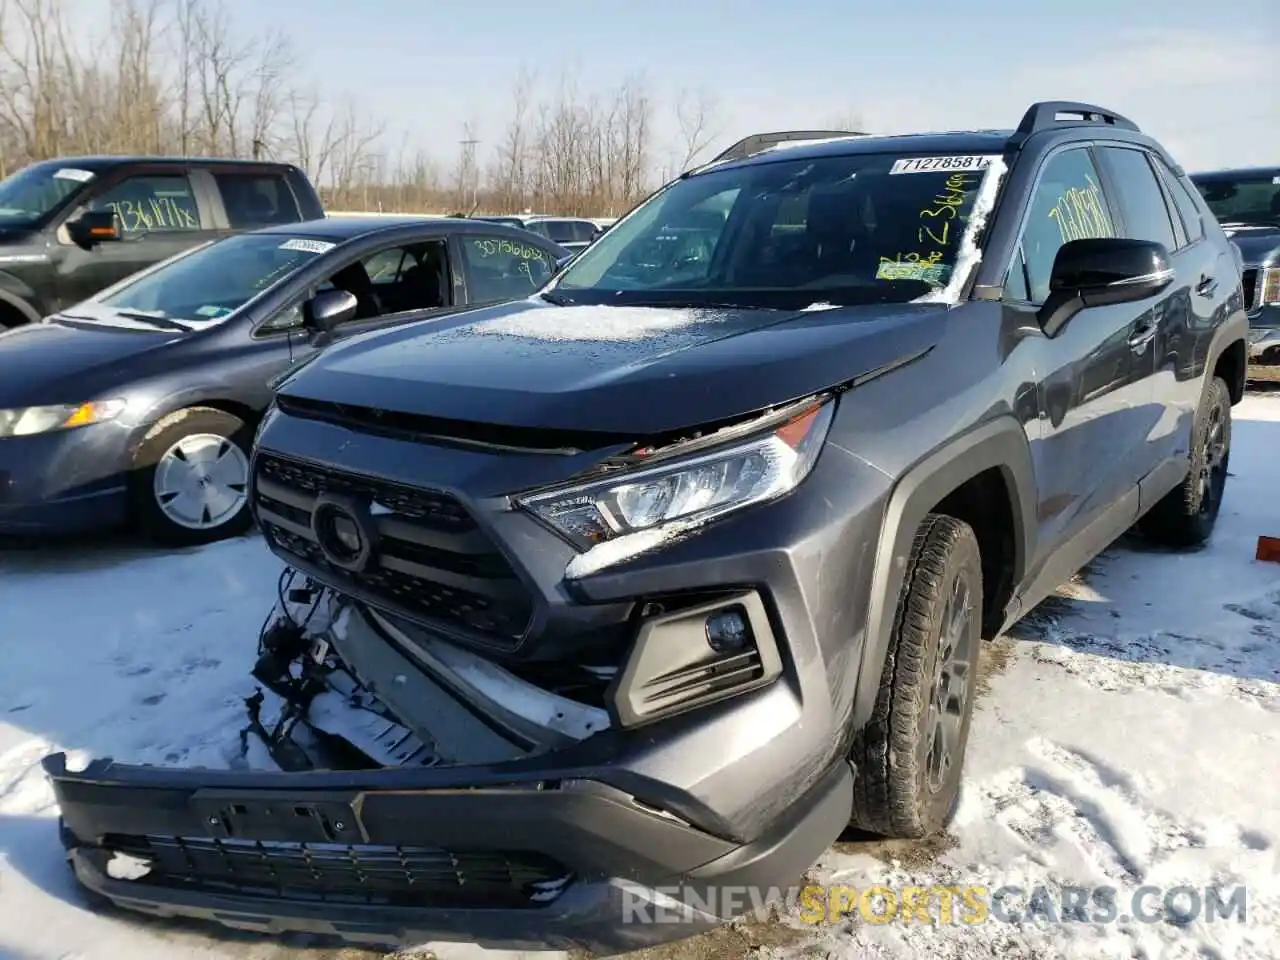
[45,753,852,951]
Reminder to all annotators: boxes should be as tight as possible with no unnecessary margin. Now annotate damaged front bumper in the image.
[44,600,853,953]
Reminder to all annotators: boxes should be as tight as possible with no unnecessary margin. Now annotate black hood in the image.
[278,298,946,436]
[0,316,181,407]
[1223,226,1280,267]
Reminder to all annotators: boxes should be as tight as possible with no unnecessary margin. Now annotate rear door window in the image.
[1096,147,1179,252]
[214,173,301,228]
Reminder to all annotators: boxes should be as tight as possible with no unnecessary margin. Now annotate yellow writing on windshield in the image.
[1048,175,1113,242]
[106,197,199,232]
[878,171,976,283]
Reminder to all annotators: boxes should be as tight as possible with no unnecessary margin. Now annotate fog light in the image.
[705,608,751,653]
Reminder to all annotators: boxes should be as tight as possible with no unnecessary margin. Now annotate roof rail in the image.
[1012,101,1140,142]
[704,129,870,166]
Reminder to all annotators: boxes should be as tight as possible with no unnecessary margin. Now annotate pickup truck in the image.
[0,156,325,329]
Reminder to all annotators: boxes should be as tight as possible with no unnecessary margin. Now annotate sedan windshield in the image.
[97,232,337,323]
[551,151,1000,309]
[0,162,92,227]
[1191,172,1280,228]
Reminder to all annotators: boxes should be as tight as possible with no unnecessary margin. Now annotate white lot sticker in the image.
[278,238,335,254]
[53,168,96,183]
[890,155,996,175]
[1273,175,1280,185]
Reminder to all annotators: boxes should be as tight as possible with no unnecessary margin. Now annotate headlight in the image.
[1260,266,1280,306]
[0,399,127,438]
[519,397,836,549]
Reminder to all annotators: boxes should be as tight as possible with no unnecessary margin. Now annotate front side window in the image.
[98,233,334,323]
[0,162,90,227]
[461,234,555,302]
[1010,148,1118,305]
[552,151,1002,309]
[1190,171,1280,230]
[87,174,201,234]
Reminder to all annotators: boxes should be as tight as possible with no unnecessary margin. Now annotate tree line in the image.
[0,0,764,216]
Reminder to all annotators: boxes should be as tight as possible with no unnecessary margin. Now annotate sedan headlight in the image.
[519,397,836,548]
[0,399,127,438]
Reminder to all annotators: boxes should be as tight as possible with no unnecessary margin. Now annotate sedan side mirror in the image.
[66,210,122,249]
[302,288,358,336]
[1039,237,1174,338]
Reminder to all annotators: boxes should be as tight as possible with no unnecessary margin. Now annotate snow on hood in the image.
[466,304,718,342]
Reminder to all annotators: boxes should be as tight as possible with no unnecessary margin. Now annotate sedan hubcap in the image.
[926,572,973,794]
[152,433,249,530]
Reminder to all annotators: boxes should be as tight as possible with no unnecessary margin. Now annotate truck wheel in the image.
[850,514,984,838]
[129,407,254,547]
[1138,375,1231,549]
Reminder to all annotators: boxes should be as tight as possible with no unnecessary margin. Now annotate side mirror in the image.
[302,288,358,336]
[67,210,122,248]
[1039,237,1173,337]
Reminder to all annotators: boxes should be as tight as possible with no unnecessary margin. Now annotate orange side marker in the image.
[1257,536,1280,564]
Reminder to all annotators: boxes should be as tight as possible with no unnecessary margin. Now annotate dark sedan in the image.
[0,216,568,544]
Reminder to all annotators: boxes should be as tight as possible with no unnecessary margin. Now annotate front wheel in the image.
[130,407,254,546]
[849,514,985,838]
[1138,375,1231,549]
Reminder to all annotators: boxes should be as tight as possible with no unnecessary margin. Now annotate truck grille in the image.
[1242,268,1257,310]
[103,834,572,908]
[253,454,534,649]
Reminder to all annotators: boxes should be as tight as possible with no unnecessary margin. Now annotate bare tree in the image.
[0,0,709,216]
[675,85,720,171]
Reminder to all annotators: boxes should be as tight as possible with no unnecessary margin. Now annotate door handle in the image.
[1195,275,1217,298]
[1128,321,1157,352]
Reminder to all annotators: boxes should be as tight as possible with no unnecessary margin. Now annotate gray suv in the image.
[44,102,1249,954]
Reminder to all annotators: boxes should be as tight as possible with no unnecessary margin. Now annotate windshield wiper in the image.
[111,310,193,331]
[540,291,573,306]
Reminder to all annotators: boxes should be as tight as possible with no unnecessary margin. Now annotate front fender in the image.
[851,415,1037,731]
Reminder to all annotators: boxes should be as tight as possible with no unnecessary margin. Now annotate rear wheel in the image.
[130,407,253,546]
[1138,375,1231,549]
[849,514,984,838]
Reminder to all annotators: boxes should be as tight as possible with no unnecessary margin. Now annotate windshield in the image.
[1191,172,1280,228]
[551,152,999,309]
[96,232,336,323]
[0,163,94,227]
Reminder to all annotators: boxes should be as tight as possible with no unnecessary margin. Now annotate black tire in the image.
[129,406,254,547]
[1138,375,1231,549]
[849,514,984,838]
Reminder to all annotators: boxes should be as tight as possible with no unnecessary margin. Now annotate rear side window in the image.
[540,220,578,243]
[1097,147,1178,252]
[1152,156,1205,242]
[214,173,301,228]
[87,174,200,234]
[572,221,598,242]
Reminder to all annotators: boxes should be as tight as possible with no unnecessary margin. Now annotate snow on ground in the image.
[1,392,1278,960]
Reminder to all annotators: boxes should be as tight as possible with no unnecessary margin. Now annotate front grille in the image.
[253,454,534,648]
[102,834,572,908]
[1242,268,1257,310]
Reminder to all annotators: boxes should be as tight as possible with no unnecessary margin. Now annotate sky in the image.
[76,0,1280,175]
